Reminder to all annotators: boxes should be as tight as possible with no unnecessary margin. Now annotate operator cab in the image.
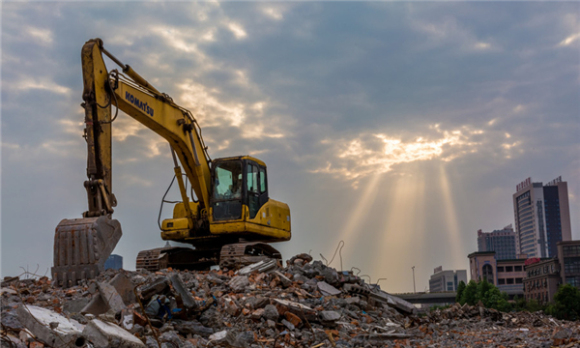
[211,156,268,222]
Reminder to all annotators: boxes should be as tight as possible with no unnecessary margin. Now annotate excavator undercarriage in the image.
[135,242,282,273]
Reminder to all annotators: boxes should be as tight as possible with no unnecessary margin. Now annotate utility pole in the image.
[412,266,416,293]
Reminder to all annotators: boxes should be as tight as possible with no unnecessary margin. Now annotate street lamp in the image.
[411,266,416,293]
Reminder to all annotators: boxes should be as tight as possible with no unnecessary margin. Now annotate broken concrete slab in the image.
[96,281,126,314]
[173,320,214,337]
[273,299,317,321]
[319,310,341,322]
[382,292,415,314]
[139,277,169,301]
[343,283,415,314]
[81,292,109,315]
[317,281,341,296]
[263,304,279,321]
[169,274,195,309]
[0,287,18,295]
[82,319,146,348]
[273,271,292,287]
[237,259,277,275]
[63,298,90,314]
[208,330,227,344]
[1,311,24,331]
[109,272,136,305]
[16,304,86,347]
[228,275,250,293]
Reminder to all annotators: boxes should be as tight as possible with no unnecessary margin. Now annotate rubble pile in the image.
[1,254,579,348]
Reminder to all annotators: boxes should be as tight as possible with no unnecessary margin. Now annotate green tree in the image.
[456,281,466,303]
[476,279,494,306]
[513,295,527,311]
[550,284,580,320]
[483,286,512,312]
[460,280,478,305]
[525,299,544,312]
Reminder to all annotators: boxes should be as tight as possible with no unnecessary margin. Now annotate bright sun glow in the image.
[313,125,482,186]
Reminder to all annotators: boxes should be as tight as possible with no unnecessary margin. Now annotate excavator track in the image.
[136,246,219,272]
[136,242,282,272]
[219,242,282,269]
[136,248,165,272]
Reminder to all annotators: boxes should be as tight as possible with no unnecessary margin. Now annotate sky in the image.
[1,1,579,293]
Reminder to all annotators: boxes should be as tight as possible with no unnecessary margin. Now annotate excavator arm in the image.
[81,38,212,219]
[52,39,213,286]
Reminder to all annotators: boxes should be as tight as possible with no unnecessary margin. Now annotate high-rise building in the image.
[477,225,516,260]
[512,176,572,258]
[429,267,467,292]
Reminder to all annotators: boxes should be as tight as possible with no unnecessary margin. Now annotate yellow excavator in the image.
[51,39,291,287]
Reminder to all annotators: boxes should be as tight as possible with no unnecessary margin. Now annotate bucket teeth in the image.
[52,216,122,287]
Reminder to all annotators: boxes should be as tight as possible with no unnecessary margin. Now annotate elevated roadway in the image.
[393,291,456,305]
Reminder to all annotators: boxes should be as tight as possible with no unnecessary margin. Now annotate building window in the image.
[447,282,453,291]
[515,266,522,272]
[497,266,504,272]
[564,257,580,274]
[506,266,513,272]
[565,276,580,287]
[482,264,494,283]
[507,278,514,284]
[498,279,505,285]
[563,245,580,257]
[516,278,523,284]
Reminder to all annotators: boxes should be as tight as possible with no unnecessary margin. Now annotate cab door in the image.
[246,162,260,219]
[245,161,269,220]
[258,165,269,207]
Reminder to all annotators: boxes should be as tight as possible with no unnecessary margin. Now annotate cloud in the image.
[261,7,284,21]
[558,32,580,47]
[14,79,71,95]
[26,27,53,43]
[312,124,484,184]
[227,22,247,39]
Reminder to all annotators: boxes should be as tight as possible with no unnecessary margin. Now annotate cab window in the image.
[213,162,242,200]
[247,164,258,193]
[259,167,267,193]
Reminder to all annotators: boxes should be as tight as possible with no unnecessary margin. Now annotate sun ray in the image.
[370,171,426,292]
[333,173,382,265]
[438,163,464,267]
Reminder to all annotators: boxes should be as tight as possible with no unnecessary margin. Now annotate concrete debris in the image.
[228,275,250,293]
[109,272,137,305]
[208,329,227,343]
[83,319,146,348]
[96,281,126,313]
[2,254,580,348]
[16,304,86,347]
[319,310,341,322]
[263,304,279,321]
[168,273,195,309]
[237,259,277,275]
[317,281,341,296]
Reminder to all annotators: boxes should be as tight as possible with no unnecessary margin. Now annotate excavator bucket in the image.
[51,216,122,287]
